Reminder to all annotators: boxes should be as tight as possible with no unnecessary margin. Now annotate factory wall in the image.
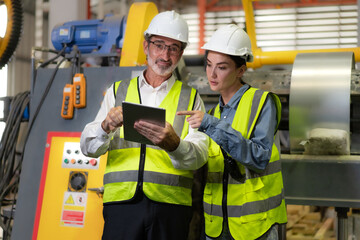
[4,2,359,96]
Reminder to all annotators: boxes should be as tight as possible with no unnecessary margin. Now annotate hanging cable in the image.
[0,91,30,239]
[28,57,66,134]
[0,48,67,239]
[38,45,66,68]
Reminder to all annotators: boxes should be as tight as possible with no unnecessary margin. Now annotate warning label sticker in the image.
[60,192,87,227]
[65,194,75,205]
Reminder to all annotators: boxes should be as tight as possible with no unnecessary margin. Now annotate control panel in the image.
[33,133,106,240]
[61,84,74,119]
[62,142,99,169]
[73,73,86,108]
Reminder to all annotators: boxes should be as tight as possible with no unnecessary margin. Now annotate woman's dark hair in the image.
[204,51,246,68]
[229,55,246,68]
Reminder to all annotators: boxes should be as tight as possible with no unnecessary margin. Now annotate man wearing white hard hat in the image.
[80,11,208,240]
[178,24,287,240]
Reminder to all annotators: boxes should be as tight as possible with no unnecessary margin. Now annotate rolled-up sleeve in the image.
[80,86,115,158]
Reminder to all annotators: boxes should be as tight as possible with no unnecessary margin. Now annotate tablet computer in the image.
[122,101,166,145]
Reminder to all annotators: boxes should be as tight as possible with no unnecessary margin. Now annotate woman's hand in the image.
[177,110,205,129]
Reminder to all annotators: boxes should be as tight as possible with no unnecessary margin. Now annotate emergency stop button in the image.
[89,159,97,166]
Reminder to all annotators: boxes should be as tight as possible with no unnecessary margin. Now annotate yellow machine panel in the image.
[33,132,107,240]
[119,2,158,66]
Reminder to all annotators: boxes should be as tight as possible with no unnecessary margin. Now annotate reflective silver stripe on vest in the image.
[115,78,132,107]
[104,170,193,189]
[110,129,165,150]
[207,160,281,184]
[204,201,223,217]
[228,188,284,217]
[204,188,284,218]
[144,171,193,189]
[247,89,264,135]
[230,160,282,184]
[173,83,192,136]
[104,170,138,184]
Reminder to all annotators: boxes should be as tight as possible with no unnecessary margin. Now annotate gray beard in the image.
[147,55,178,77]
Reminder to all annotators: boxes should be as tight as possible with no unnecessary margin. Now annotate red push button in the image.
[89,159,97,166]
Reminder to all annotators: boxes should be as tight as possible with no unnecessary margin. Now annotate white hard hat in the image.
[144,11,189,47]
[201,24,253,62]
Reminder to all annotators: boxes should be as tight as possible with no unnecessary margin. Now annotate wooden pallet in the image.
[286,205,335,240]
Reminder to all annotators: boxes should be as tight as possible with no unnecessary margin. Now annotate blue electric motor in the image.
[51,14,127,54]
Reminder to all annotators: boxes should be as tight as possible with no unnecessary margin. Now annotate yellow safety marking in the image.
[63,205,85,211]
[119,2,158,66]
[65,194,75,205]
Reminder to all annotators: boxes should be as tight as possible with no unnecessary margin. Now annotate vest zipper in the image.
[137,86,145,192]
[222,164,229,228]
[137,144,146,191]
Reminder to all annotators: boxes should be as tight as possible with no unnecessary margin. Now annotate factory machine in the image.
[0,0,359,240]
[8,2,158,240]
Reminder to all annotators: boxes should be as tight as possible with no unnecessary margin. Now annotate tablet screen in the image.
[122,102,166,145]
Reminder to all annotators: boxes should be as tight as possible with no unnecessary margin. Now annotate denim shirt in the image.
[198,84,278,172]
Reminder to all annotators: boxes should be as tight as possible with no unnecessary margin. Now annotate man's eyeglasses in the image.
[148,40,182,56]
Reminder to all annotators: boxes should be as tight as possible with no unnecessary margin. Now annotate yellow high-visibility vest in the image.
[204,87,287,240]
[103,77,197,206]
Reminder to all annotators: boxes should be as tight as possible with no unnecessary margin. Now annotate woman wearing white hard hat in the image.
[177,24,287,240]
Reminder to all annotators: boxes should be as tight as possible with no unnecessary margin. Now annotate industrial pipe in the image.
[242,0,360,69]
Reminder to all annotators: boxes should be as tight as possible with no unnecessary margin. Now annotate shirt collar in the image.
[219,84,250,109]
[138,70,175,91]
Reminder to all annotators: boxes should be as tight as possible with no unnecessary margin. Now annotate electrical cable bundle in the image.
[0,91,29,239]
[0,45,67,239]
[29,46,67,130]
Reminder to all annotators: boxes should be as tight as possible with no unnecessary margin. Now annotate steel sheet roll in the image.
[289,52,353,153]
